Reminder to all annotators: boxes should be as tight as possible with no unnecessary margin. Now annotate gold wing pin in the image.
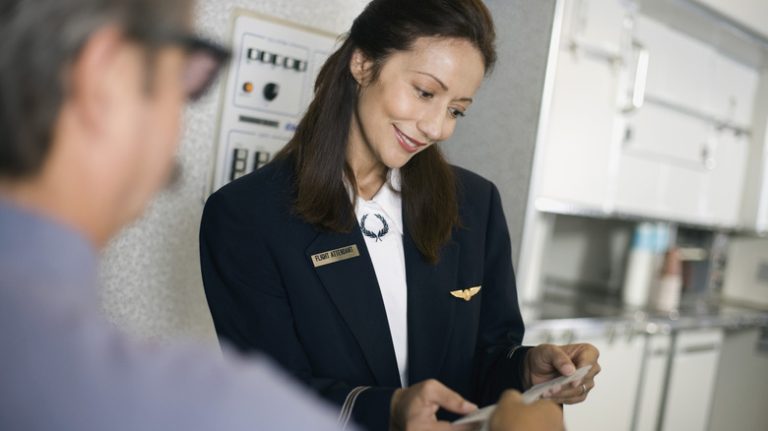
[450,286,482,301]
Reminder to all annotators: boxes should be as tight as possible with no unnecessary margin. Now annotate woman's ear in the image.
[349,49,374,86]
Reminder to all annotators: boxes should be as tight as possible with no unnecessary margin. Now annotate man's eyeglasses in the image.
[176,36,231,102]
[137,32,231,102]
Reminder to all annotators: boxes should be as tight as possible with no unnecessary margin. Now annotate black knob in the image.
[263,83,279,101]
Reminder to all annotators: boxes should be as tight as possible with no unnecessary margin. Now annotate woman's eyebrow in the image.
[413,71,473,103]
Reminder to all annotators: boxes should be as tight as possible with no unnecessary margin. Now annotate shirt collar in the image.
[347,169,403,236]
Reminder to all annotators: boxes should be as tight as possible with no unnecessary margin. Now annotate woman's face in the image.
[349,36,486,170]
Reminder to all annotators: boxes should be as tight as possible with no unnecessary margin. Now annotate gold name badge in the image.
[450,286,482,301]
[311,245,360,268]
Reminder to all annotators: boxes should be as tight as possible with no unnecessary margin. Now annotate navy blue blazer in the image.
[199,157,530,431]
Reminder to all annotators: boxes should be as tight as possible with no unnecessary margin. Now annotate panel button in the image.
[254,151,271,170]
[230,148,250,181]
[263,83,280,101]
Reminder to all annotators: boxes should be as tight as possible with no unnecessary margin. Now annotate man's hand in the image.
[525,343,601,404]
[489,390,564,431]
[389,379,477,431]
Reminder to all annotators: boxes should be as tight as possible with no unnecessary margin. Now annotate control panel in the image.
[210,10,339,193]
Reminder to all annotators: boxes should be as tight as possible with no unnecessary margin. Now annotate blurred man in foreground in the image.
[0,0,563,430]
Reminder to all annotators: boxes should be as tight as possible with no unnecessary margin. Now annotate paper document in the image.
[452,365,592,428]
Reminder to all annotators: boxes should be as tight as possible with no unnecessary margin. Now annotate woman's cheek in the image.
[385,86,420,119]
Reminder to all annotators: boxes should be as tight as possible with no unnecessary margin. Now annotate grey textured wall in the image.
[98,0,557,342]
[98,0,370,343]
[443,0,557,267]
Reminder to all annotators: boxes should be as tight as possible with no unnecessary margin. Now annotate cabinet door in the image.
[614,103,710,222]
[711,54,759,127]
[634,333,672,431]
[661,329,724,431]
[563,332,645,431]
[538,49,623,208]
[634,15,718,119]
[702,129,749,226]
[540,7,759,226]
[620,15,756,227]
[708,328,768,431]
[538,0,630,209]
[615,104,749,227]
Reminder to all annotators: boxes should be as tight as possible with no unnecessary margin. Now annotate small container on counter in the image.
[651,247,683,312]
[623,222,670,308]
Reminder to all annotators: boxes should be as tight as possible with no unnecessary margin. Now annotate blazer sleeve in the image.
[199,191,395,431]
[471,183,532,405]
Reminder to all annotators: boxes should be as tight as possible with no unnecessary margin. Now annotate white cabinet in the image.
[524,323,645,431]
[704,129,750,226]
[564,332,644,431]
[711,54,759,127]
[615,106,750,226]
[635,16,717,118]
[614,104,711,222]
[613,14,755,227]
[612,14,754,226]
[632,15,757,130]
[537,0,630,210]
[661,328,724,431]
[536,1,759,228]
[709,327,768,431]
[634,333,672,431]
[616,14,756,227]
[523,324,727,431]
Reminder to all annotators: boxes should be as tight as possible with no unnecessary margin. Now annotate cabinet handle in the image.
[681,343,719,354]
[568,36,623,64]
[622,40,649,114]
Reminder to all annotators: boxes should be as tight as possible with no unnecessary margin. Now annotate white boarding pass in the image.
[452,365,592,427]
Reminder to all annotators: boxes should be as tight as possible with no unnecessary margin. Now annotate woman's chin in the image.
[382,150,417,170]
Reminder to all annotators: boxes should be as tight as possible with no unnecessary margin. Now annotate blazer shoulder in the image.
[204,157,295,224]
[213,157,293,198]
[451,165,497,206]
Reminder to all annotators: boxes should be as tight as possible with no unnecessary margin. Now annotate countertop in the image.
[521,292,768,336]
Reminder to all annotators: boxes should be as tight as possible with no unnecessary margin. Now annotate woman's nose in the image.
[417,106,447,143]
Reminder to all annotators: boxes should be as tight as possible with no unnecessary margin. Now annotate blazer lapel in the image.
[404,225,460,384]
[306,228,401,387]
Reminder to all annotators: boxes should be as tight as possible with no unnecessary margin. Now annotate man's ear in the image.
[349,49,374,86]
[65,25,126,136]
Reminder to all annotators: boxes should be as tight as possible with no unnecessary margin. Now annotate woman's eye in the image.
[449,108,466,119]
[415,87,434,99]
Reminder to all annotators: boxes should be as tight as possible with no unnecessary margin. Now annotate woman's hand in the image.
[489,390,564,431]
[524,343,601,404]
[389,379,477,431]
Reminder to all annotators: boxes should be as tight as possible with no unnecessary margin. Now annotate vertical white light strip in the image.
[517,0,566,304]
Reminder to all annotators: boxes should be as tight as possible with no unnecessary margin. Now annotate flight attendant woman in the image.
[200,1,600,430]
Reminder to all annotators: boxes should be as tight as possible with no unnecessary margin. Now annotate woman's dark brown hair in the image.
[276,0,496,264]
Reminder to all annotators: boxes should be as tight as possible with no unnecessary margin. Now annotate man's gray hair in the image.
[0,0,191,179]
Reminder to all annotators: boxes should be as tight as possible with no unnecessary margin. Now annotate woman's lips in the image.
[394,126,427,154]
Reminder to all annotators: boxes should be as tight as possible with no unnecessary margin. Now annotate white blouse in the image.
[352,169,408,387]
